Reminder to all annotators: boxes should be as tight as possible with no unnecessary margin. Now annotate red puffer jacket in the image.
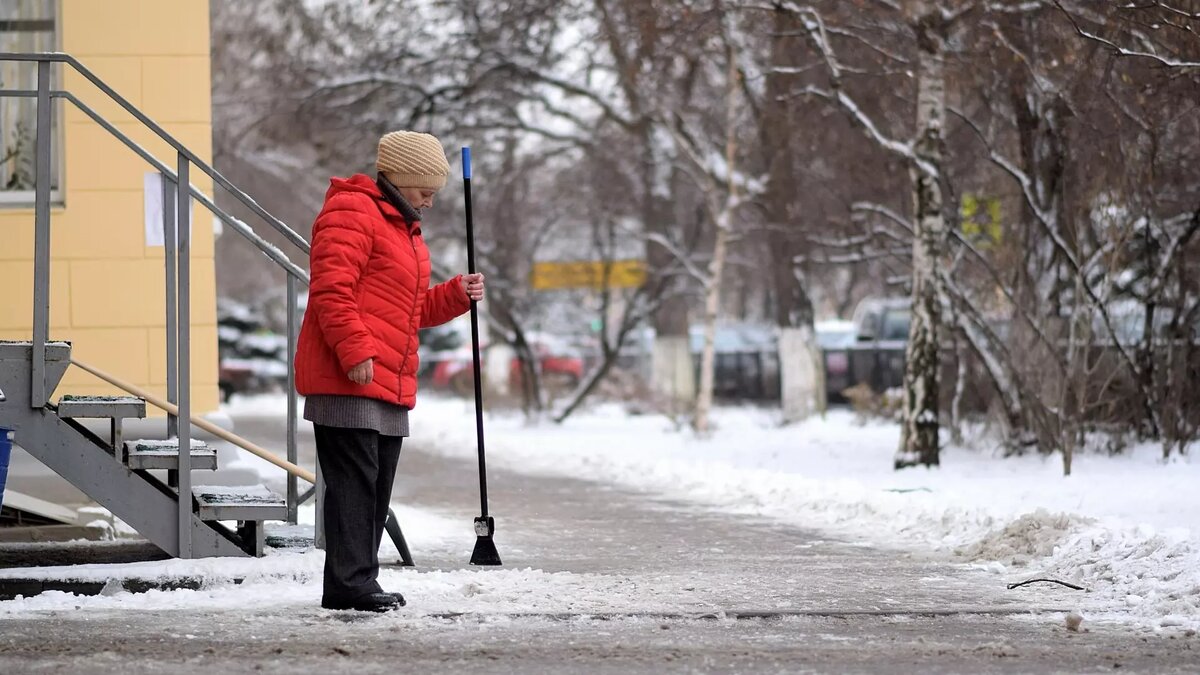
[295,174,470,409]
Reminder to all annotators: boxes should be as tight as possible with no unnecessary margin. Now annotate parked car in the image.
[816,320,857,402]
[218,358,288,402]
[216,298,292,401]
[687,323,781,401]
[847,297,910,393]
[423,337,584,396]
[851,297,912,345]
[815,320,857,350]
[814,298,911,400]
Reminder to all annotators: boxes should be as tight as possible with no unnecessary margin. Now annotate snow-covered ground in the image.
[0,500,674,617]
[0,556,659,617]
[3,392,1196,633]
[404,395,1199,632]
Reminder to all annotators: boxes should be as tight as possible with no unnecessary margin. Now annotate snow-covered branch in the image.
[644,231,711,285]
[825,24,912,64]
[492,62,639,130]
[1142,2,1200,20]
[948,106,1082,270]
[788,86,936,177]
[851,201,915,234]
[946,230,1066,370]
[1055,0,1200,68]
[807,229,896,249]
[984,1,1048,13]
[796,247,911,265]
[955,100,1160,410]
[1146,207,1200,299]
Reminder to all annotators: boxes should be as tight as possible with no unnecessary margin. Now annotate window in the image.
[0,0,60,205]
[880,309,911,342]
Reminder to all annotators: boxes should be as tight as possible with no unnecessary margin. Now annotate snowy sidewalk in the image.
[4,393,1196,632]
[405,395,1200,633]
[0,411,1049,618]
[1,397,1197,672]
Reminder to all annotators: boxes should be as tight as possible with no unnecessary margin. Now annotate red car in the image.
[427,341,583,396]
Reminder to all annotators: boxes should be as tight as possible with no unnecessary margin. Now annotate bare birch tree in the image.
[682,10,747,435]
[760,0,963,466]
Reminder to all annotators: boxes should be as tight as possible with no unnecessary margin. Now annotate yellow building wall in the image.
[0,0,219,415]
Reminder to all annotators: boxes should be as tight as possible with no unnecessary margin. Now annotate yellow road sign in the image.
[530,260,646,291]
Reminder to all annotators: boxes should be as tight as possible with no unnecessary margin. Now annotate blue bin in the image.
[0,427,11,512]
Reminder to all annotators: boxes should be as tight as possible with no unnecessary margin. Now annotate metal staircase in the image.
[0,53,312,558]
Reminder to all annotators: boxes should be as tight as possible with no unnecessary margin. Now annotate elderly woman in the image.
[295,131,484,612]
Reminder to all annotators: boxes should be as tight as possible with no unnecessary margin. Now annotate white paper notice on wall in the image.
[144,172,195,247]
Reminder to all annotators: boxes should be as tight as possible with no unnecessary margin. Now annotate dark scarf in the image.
[376,172,422,227]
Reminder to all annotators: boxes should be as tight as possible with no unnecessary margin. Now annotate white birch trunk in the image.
[896,5,947,468]
[693,44,741,435]
[486,342,515,398]
[652,336,695,416]
[780,325,826,423]
[693,209,732,435]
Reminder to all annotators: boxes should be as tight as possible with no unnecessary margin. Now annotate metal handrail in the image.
[1,52,314,556]
[0,88,311,282]
[0,52,311,255]
[69,358,315,482]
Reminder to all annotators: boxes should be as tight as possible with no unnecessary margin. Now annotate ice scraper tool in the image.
[462,146,502,566]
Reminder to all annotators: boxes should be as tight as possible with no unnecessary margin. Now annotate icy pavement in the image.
[0,441,1060,618]
[403,396,1200,633]
[0,400,1197,672]
[3,609,1198,674]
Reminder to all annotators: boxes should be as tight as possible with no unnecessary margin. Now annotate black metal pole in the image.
[463,148,488,518]
[463,146,501,566]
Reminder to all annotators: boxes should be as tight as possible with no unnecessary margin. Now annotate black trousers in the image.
[313,424,403,602]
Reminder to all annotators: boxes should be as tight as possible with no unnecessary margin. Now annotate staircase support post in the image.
[31,59,52,409]
[163,172,179,439]
[286,274,299,525]
[176,153,192,558]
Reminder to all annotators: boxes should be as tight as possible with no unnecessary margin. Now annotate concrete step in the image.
[123,438,217,471]
[57,395,146,420]
[192,484,287,522]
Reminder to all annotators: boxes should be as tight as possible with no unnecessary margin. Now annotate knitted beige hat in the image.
[376,131,450,191]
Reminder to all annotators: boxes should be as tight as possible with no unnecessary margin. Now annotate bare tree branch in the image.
[851,201,915,234]
[1055,0,1200,68]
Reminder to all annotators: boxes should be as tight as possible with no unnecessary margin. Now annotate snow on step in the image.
[57,394,147,419]
[123,438,217,471]
[192,485,287,522]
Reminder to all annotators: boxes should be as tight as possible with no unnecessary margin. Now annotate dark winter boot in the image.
[321,592,402,613]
